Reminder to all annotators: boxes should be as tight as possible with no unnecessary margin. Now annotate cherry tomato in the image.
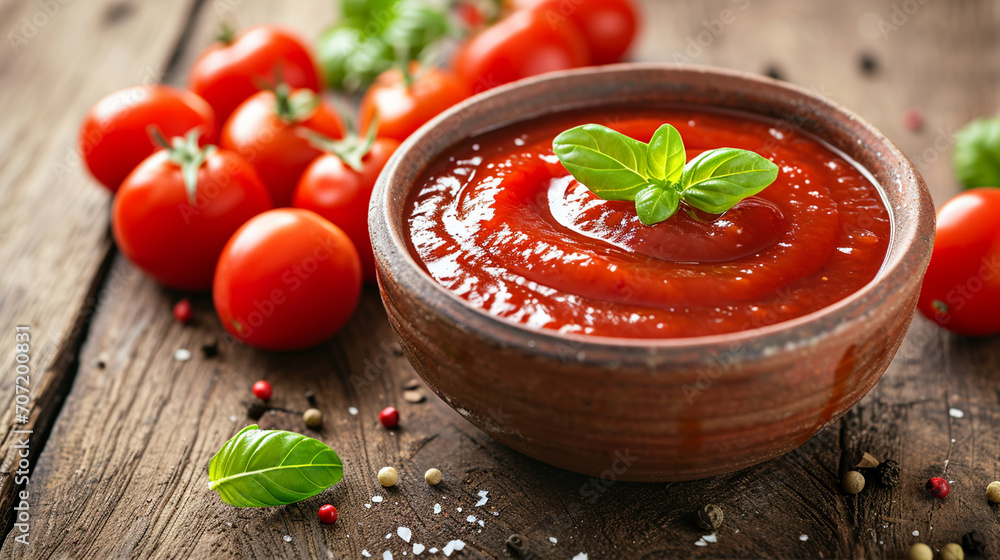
[221,86,344,207]
[917,187,1000,335]
[292,137,399,282]
[188,25,321,125]
[514,0,639,65]
[112,134,273,291]
[214,209,362,351]
[360,64,472,143]
[79,85,215,193]
[452,7,590,92]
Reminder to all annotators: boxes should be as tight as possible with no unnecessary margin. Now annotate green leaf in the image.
[552,124,651,201]
[679,148,779,213]
[635,183,681,225]
[953,118,1000,189]
[647,124,686,183]
[208,425,343,508]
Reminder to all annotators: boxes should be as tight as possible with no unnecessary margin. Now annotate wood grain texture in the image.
[2,0,999,558]
[0,0,199,537]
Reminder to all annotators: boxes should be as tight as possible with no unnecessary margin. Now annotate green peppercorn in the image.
[908,543,933,560]
[940,542,964,560]
[696,504,723,530]
[303,408,322,428]
[842,470,865,494]
[986,480,1000,503]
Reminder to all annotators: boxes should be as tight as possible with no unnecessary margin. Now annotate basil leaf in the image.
[647,124,686,183]
[679,148,779,214]
[953,118,1000,189]
[553,124,651,201]
[208,425,344,508]
[635,183,681,225]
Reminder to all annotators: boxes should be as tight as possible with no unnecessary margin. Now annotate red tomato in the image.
[79,85,215,193]
[112,137,273,291]
[221,87,344,207]
[292,138,399,282]
[453,7,590,92]
[188,26,321,125]
[514,0,639,65]
[918,188,1000,335]
[359,64,472,142]
[213,209,362,350]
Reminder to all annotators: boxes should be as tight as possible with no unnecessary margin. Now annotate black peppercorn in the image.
[506,534,528,557]
[696,504,724,530]
[305,391,317,407]
[859,52,878,75]
[200,339,219,358]
[875,459,900,487]
[763,65,784,81]
[246,401,268,420]
[961,530,986,557]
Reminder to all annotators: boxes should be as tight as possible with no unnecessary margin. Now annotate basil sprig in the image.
[552,124,779,225]
[953,117,1000,189]
[208,425,344,508]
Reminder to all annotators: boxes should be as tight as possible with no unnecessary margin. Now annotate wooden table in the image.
[1,0,997,558]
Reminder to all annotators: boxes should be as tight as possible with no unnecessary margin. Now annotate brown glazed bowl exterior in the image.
[369,64,935,482]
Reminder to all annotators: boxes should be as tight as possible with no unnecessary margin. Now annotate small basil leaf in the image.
[647,124,686,183]
[208,425,344,508]
[953,118,1000,189]
[680,148,778,213]
[553,124,651,201]
[635,183,681,225]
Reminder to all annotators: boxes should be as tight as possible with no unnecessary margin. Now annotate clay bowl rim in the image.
[370,63,934,358]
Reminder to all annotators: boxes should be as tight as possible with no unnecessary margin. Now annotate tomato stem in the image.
[217,22,236,45]
[147,127,215,207]
[305,117,379,173]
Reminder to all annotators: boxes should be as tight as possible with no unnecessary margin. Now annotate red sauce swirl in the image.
[405,107,891,338]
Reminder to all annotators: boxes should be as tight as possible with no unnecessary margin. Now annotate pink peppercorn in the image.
[318,504,338,524]
[926,477,950,498]
[252,380,272,401]
[173,298,193,324]
[379,406,399,428]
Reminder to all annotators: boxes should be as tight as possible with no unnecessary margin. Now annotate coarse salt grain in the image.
[799,535,808,542]
[572,554,588,560]
[949,408,964,418]
[282,535,292,542]
[362,551,371,558]
[413,544,425,555]
[433,503,441,514]
[348,407,359,415]
[549,537,557,544]
[442,540,465,556]
[475,490,489,506]
[383,552,392,560]
[703,534,717,543]
[695,539,707,547]
[913,530,919,536]
[467,515,477,523]
[174,348,192,361]
[372,496,384,503]
[398,527,412,542]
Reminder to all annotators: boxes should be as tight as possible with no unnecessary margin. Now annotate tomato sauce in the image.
[404,107,891,338]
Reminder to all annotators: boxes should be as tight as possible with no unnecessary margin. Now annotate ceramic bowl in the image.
[369,64,934,481]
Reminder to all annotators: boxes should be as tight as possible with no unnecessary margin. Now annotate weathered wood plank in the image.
[0,0,201,542]
[5,0,1000,559]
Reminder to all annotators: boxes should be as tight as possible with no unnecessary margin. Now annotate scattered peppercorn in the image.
[424,468,442,485]
[842,470,865,494]
[505,534,528,557]
[245,400,268,420]
[378,466,398,487]
[252,380,272,401]
[908,543,933,560]
[763,65,784,81]
[986,480,1000,503]
[318,504,338,524]
[173,298,193,324]
[961,530,986,557]
[696,504,724,530]
[379,406,400,428]
[941,542,965,560]
[926,477,950,498]
[200,338,219,358]
[303,408,323,429]
[875,459,900,487]
[903,108,925,132]
[403,389,426,403]
[856,452,879,469]
[859,52,878,75]
[305,391,317,407]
